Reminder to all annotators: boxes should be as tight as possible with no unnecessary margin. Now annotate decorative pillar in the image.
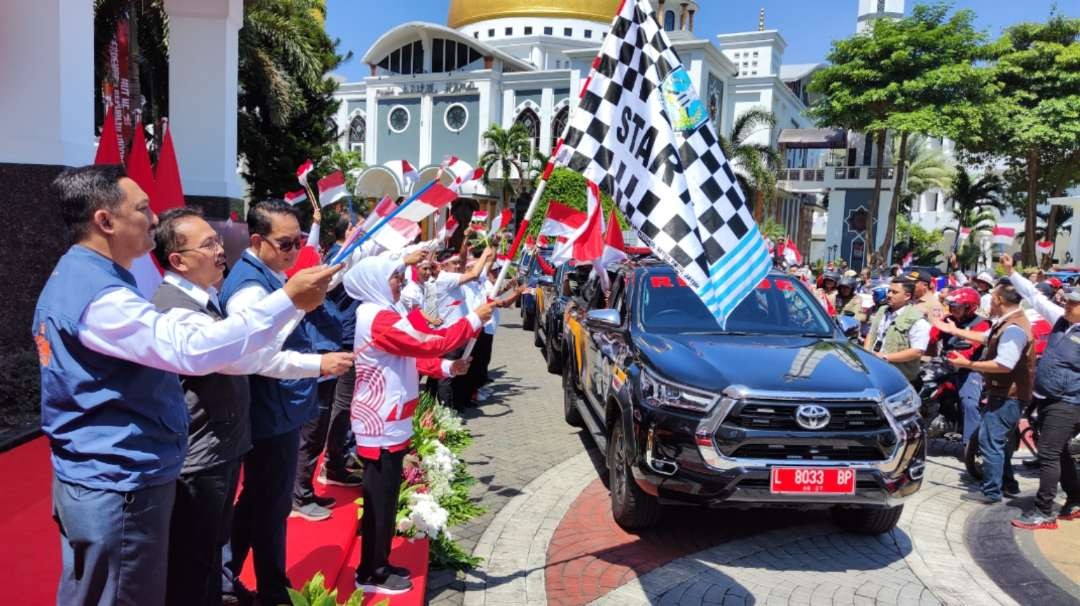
[0,0,95,353]
[539,88,554,154]
[419,94,433,167]
[164,0,244,216]
[366,90,378,165]
[688,9,696,32]
[0,0,95,166]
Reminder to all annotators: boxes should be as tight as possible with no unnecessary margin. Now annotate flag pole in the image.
[330,178,438,266]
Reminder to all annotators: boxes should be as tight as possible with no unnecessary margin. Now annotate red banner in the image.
[102,17,134,160]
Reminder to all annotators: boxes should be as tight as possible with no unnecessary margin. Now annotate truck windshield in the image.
[639,275,834,336]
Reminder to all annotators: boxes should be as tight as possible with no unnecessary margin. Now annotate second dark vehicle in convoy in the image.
[543,257,924,534]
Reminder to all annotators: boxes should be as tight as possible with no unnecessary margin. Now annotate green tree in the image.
[810,3,992,262]
[530,168,625,239]
[238,0,349,201]
[478,123,531,216]
[894,216,944,266]
[716,108,782,218]
[977,14,1080,264]
[941,167,1002,271]
[893,135,953,216]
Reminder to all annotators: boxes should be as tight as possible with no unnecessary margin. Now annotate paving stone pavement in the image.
[431,318,1038,605]
[427,316,591,605]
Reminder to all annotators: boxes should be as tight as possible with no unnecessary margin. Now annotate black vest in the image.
[1035,317,1080,404]
[151,281,252,473]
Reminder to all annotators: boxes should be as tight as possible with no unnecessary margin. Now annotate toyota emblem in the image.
[795,404,831,430]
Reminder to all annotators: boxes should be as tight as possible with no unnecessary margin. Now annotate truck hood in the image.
[633,333,908,397]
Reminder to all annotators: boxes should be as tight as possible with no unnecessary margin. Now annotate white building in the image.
[331,0,819,239]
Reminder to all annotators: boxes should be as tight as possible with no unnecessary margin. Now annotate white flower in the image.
[401,491,450,539]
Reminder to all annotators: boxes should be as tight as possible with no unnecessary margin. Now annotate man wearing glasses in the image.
[35,166,338,606]
[864,277,931,384]
[218,201,353,605]
[149,208,353,605]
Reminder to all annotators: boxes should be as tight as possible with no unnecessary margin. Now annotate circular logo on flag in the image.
[661,67,707,133]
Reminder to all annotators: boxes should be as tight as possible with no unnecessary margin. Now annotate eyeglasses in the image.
[176,237,224,255]
[266,236,303,253]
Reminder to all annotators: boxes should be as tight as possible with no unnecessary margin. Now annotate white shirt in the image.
[79,276,300,377]
[158,273,319,380]
[223,250,322,378]
[434,271,467,325]
[1010,272,1069,328]
[398,280,426,314]
[875,305,931,352]
[989,323,1028,371]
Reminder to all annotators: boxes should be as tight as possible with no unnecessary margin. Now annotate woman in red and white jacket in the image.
[343,254,492,595]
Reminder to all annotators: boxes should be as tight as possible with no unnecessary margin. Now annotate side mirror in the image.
[585,308,621,329]
[836,315,860,339]
[537,275,554,287]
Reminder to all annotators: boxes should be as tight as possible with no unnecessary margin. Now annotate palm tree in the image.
[478,123,532,215]
[942,166,1004,269]
[880,135,953,259]
[717,108,782,219]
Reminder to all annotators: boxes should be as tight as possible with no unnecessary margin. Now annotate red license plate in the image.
[770,467,856,495]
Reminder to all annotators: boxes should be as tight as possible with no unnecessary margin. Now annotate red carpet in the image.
[1,437,427,605]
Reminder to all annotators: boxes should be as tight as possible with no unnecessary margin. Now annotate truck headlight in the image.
[640,368,714,413]
[883,386,920,418]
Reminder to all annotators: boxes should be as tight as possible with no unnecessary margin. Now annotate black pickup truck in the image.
[561,259,925,534]
[535,261,594,374]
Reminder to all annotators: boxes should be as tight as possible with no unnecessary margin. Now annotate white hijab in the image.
[343,256,400,309]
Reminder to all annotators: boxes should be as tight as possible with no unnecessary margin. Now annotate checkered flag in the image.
[555,0,771,328]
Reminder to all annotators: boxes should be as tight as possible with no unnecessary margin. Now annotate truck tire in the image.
[562,362,584,427]
[523,309,535,331]
[546,337,563,375]
[534,324,543,347]
[609,422,662,529]
[831,505,903,535]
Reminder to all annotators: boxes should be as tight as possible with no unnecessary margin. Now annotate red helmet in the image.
[1048,278,1063,289]
[944,286,980,314]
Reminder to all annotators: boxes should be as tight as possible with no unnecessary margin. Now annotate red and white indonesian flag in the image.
[296,159,315,185]
[395,183,458,223]
[539,201,586,237]
[780,240,803,266]
[438,216,459,242]
[992,226,1015,246]
[450,167,485,194]
[361,196,396,232]
[901,251,914,269]
[552,180,605,265]
[439,155,460,176]
[598,208,628,270]
[397,309,445,343]
[959,227,971,242]
[317,171,347,207]
[1036,240,1053,256]
[490,208,512,235]
[401,159,419,189]
[471,210,488,225]
[284,189,308,206]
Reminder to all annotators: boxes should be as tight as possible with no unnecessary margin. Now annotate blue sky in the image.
[325,0,1073,81]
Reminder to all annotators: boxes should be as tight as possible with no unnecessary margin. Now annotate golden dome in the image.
[447,0,621,29]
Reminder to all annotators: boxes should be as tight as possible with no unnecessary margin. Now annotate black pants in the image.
[1035,399,1080,515]
[167,459,241,606]
[326,365,357,476]
[467,332,494,395]
[227,429,300,605]
[294,379,339,504]
[356,448,407,581]
[434,346,468,408]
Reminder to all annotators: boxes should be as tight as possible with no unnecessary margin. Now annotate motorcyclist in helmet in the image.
[929,286,992,446]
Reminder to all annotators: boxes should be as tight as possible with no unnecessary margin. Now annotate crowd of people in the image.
[35,164,522,606]
[787,251,1080,530]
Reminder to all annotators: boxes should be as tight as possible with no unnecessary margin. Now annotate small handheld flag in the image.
[284,189,308,206]
[296,159,315,185]
[317,171,348,207]
[401,159,419,190]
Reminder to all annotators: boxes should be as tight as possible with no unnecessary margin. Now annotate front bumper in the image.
[630,386,926,509]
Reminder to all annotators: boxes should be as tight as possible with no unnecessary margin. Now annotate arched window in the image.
[664,10,676,31]
[551,106,568,151]
[515,108,541,154]
[349,114,366,152]
[376,40,424,75]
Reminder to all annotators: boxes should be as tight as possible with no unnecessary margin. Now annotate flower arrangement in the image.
[394,392,485,570]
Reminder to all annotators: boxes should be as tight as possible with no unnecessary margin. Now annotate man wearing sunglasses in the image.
[149,208,353,606]
[219,201,353,605]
